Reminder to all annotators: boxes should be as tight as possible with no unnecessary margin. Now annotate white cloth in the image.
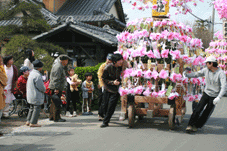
[24,58,34,70]
[4,65,15,104]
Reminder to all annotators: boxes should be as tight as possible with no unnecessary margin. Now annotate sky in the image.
[121,1,223,34]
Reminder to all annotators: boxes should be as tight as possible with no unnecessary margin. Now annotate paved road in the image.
[0,97,227,151]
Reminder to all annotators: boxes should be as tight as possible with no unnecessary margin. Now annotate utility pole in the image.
[211,4,215,40]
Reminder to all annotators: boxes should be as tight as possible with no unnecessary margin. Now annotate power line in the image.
[188,11,222,25]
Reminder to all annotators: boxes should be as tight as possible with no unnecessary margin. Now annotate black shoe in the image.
[54,119,66,122]
[100,123,109,128]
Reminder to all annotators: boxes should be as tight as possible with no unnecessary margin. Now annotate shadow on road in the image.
[0,143,55,151]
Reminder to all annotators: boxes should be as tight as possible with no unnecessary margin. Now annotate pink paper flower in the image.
[153,49,161,59]
[152,92,159,97]
[143,70,152,79]
[159,70,168,79]
[170,50,181,60]
[119,87,128,96]
[161,49,169,58]
[146,50,155,58]
[158,90,166,97]
[143,88,151,96]
[151,70,159,80]
[135,86,144,95]
[124,68,133,78]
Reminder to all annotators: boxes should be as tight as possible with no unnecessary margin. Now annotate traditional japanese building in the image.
[0,0,126,66]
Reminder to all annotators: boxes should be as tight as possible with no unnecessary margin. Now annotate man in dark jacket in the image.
[100,53,124,128]
[49,54,70,122]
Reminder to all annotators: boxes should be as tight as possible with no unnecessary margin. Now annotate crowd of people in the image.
[0,49,226,135]
[0,50,125,133]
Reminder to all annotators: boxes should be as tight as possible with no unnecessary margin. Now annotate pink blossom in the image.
[188,95,195,102]
[170,50,181,60]
[158,90,166,97]
[135,86,144,95]
[151,70,159,80]
[159,70,168,79]
[161,49,169,58]
[146,50,155,58]
[153,49,161,59]
[124,68,133,78]
[152,92,159,97]
[143,88,151,96]
[143,70,152,79]
[119,87,128,96]
[152,5,158,10]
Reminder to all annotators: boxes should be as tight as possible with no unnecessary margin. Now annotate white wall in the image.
[109,4,119,19]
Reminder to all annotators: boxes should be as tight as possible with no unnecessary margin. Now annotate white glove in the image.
[102,86,104,93]
[213,97,220,105]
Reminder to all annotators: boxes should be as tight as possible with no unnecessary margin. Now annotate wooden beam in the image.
[79,46,96,63]
[135,96,168,104]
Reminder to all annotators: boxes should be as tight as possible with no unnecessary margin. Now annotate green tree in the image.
[3,34,65,71]
[193,20,213,49]
[0,1,65,71]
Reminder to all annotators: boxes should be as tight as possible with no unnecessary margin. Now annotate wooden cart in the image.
[120,58,186,129]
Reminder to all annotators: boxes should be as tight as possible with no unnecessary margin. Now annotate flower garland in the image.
[122,0,204,15]
[205,31,227,73]
[118,17,204,102]
[213,0,227,19]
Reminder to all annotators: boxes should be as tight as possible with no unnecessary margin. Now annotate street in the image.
[0,97,227,151]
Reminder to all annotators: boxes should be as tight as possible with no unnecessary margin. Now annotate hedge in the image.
[73,63,103,112]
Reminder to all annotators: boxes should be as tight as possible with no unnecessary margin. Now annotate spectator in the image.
[185,56,226,132]
[100,53,124,128]
[49,54,70,122]
[65,67,81,117]
[24,48,35,70]
[81,72,94,115]
[17,66,30,99]
[0,55,8,136]
[3,55,18,118]
[26,60,46,127]
[97,53,113,120]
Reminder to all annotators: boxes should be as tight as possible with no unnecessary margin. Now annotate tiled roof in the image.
[56,0,116,16]
[0,16,57,27]
[56,0,126,25]
[0,0,59,27]
[32,20,120,47]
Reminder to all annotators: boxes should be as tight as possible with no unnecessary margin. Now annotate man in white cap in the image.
[185,55,226,132]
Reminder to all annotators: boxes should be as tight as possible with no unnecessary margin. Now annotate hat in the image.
[204,56,217,63]
[32,59,44,68]
[59,54,71,60]
[106,53,113,60]
[19,66,30,75]
[112,53,123,63]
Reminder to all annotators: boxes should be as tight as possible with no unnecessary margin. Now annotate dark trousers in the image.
[188,92,215,128]
[49,90,62,121]
[103,91,120,125]
[27,105,41,124]
[98,88,104,117]
[66,90,79,113]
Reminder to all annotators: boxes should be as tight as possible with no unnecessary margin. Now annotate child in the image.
[66,67,81,117]
[81,72,94,115]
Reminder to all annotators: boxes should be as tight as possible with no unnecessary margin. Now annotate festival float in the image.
[118,0,205,129]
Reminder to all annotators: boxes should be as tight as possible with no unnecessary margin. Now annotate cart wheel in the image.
[24,109,29,117]
[128,104,135,128]
[18,110,23,117]
[168,107,176,129]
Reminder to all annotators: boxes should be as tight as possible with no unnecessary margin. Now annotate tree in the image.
[192,20,213,49]
[0,1,65,71]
